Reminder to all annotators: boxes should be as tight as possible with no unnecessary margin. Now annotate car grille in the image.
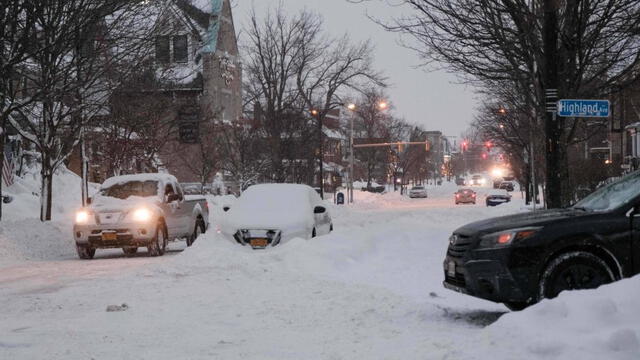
[447,234,474,258]
[445,271,466,287]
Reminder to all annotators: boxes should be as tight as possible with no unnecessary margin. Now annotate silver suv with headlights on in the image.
[73,173,209,259]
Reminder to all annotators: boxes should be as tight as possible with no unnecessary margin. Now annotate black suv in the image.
[444,171,640,310]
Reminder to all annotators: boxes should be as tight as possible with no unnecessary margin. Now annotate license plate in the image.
[102,232,117,241]
[447,261,456,277]
[250,238,268,248]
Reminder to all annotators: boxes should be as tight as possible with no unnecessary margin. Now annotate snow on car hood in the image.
[89,195,162,214]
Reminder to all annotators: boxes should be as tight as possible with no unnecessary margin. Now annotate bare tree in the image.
[0,1,37,220]
[384,0,640,207]
[8,0,148,220]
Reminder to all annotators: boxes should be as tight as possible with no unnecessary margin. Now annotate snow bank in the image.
[470,276,640,360]
[0,166,96,266]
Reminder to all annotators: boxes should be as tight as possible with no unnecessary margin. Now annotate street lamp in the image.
[346,103,357,203]
[378,101,388,110]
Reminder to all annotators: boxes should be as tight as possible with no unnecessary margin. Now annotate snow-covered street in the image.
[1,183,639,359]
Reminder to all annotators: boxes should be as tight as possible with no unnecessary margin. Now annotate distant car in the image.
[409,186,428,198]
[469,174,485,186]
[455,188,476,205]
[499,181,515,192]
[455,177,466,186]
[220,184,333,249]
[361,185,386,193]
[486,189,512,206]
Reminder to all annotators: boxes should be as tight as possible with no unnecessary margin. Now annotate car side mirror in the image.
[167,194,181,203]
[2,195,13,204]
[223,206,231,212]
[314,206,326,214]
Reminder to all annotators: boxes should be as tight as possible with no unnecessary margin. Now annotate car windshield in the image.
[412,186,424,190]
[100,180,159,199]
[574,171,640,212]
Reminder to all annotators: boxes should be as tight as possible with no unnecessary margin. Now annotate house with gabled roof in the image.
[69,0,242,184]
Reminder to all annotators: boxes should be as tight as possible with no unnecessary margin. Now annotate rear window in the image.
[412,186,424,190]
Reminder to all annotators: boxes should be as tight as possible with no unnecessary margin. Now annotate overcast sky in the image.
[232,0,478,137]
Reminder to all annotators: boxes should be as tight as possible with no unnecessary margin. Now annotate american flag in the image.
[2,147,15,187]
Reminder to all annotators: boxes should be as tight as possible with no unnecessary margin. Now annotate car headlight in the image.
[132,208,153,222]
[479,227,542,248]
[75,210,92,224]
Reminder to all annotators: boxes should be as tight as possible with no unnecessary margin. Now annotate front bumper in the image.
[233,229,283,249]
[409,192,428,198]
[74,223,156,248]
[443,247,532,304]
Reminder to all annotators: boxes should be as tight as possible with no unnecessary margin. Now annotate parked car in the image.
[219,184,332,249]
[498,181,515,192]
[455,177,466,186]
[486,189,512,206]
[73,173,209,259]
[409,186,428,198]
[361,185,386,193]
[455,188,476,205]
[443,170,640,310]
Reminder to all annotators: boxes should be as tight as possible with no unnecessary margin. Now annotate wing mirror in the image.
[167,194,181,203]
[2,195,13,204]
[223,206,231,212]
[314,206,326,214]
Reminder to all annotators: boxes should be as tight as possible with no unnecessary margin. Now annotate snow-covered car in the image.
[220,184,332,249]
[485,189,512,206]
[408,186,428,198]
[73,173,209,259]
[455,188,476,205]
[498,181,515,192]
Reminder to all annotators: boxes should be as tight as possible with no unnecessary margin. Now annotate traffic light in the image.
[461,141,468,152]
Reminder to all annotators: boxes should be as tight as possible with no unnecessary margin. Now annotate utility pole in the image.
[543,0,561,208]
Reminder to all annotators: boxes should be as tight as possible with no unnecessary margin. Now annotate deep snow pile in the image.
[0,182,638,359]
[0,166,93,266]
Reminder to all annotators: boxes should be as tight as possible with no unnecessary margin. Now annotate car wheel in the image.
[187,219,204,247]
[76,244,95,260]
[539,251,615,300]
[122,247,138,256]
[312,228,317,238]
[504,301,529,311]
[148,223,167,257]
[330,223,333,232]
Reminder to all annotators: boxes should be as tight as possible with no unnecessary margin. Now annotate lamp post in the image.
[311,109,323,199]
[347,103,356,203]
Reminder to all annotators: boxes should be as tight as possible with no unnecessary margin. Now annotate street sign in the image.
[557,99,610,118]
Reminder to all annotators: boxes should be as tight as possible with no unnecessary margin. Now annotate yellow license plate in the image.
[250,238,268,247]
[102,232,117,241]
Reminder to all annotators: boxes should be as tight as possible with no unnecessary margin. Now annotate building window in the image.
[155,35,188,64]
[173,35,188,63]
[155,36,170,63]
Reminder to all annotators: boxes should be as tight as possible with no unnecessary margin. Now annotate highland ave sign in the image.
[557,99,610,118]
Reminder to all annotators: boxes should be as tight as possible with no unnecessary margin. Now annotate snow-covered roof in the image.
[101,173,177,188]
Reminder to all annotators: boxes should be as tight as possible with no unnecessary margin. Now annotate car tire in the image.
[330,223,333,232]
[122,247,138,256]
[504,301,529,311]
[76,244,95,260]
[312,228,317,238]
[148,223,167,257]
[539,251,615,300]
[187,219,205,247]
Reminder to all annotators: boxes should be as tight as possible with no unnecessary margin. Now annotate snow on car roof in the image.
[101,173,177,188]
[487,189,510,196]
